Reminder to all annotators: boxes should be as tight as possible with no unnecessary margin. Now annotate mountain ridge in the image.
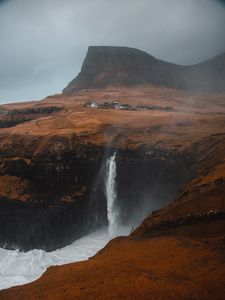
[63,46,225,93]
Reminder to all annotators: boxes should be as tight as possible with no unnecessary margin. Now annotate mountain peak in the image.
[63,46,158,93]
[63,46,225,93]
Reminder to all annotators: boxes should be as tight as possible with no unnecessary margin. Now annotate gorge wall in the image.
[0,134,193,251]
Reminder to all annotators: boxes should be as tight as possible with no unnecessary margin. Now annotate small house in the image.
[84,100,98,108]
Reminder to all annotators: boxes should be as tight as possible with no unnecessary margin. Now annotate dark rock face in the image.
[0,144,108,251]
[86,147,193,232]
[0,143,192,251]
[116,149,192,226]
[63,46,225,93]
[0,198,92,251]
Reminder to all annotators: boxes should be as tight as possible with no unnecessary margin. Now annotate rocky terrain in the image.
[0,47,225,299]
[63,46,225,93]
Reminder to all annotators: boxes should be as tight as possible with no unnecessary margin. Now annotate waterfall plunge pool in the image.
[0,226,130,291]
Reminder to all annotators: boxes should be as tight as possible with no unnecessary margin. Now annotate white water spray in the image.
[105,152,118,237]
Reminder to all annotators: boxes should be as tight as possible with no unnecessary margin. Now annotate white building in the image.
[90,101,98,108]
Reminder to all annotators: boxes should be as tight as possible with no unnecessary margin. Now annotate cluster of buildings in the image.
[84,100,176,112]
[84,100,132,110]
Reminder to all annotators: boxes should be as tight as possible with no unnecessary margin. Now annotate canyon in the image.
[0,46,225,299]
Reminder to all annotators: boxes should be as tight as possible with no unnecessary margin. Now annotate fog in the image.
[0,0,225,103]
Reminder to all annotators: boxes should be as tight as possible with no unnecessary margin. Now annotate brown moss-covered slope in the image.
[1,219,225,300]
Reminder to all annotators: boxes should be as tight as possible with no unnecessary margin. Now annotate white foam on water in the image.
[0,226,130,291]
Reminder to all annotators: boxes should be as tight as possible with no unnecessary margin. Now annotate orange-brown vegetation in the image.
[1,86,225,201]
[1,86,225,144]
[0,86,225,299]
[1,220,225,300]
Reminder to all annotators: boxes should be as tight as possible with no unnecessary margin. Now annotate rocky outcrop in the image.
[63,46,225,93]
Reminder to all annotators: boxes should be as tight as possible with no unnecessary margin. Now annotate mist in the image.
[0,0,225,103]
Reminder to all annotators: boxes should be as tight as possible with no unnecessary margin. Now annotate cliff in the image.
[0,86,225,251]
[1,129,225,298]
[0,85,225,298]
[63,46,225,93]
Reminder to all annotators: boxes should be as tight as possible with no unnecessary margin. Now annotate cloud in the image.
[0,0,225,103]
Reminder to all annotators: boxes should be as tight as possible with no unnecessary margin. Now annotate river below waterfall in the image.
[0,226,130,290]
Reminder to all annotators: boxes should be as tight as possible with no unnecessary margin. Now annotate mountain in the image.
[63,46,225,93]
[1,47,225,299]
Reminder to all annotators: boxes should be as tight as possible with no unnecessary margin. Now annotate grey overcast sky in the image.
[0,0,225,104]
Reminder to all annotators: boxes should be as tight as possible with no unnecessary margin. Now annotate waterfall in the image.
[105,152,118,236]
